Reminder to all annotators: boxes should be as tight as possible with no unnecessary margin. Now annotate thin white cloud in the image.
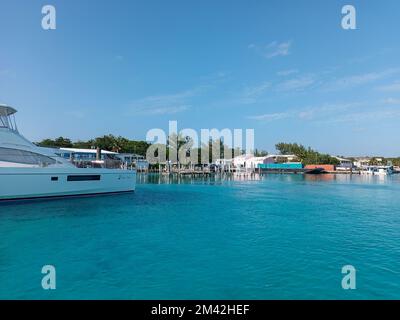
[249,41,292,59]
[377,82,400,92]
[238,74,316,104]
[382,97,400,104]
[277,69,298,76]
[241,67,399,99]
[297,103,361,121]
[324,68,400,91]
[347,48,393,65]
[248,102,362,122]
[247,112,291,121]
[127,86,206,116]
[143,105,190,115]
[327,109,400,123]
[241,82,271,104]
[198,71,230,88]
[276,75,316,92]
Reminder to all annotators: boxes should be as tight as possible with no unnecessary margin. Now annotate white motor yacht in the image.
[0,105,136,201]
[361,165,394,176]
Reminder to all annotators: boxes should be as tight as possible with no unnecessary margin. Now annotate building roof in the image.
[117,153,145,158]
[59,147,117,155]
[265,154,296,158]
[333,156,352,162]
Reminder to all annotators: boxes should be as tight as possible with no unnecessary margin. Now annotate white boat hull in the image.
[360,169,393,176]
[0,167,136,201]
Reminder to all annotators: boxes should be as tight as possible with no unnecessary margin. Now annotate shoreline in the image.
[138,170,400,176]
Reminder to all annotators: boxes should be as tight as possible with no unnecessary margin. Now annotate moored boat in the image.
[0,105,136,201]
[360,165,394,176]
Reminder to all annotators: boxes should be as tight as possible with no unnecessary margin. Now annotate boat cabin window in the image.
[0,114,18,131]
[67,175,101,181]
[0,115,9,128]
[0,147,56,166]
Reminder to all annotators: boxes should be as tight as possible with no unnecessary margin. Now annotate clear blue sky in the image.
[1,0,400,156]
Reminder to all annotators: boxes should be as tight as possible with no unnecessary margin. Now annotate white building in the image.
[232,154,264,169]
[262,154,297,163]
[353,158,371,169]
[334,156,353,170]
[57,147,117,161]
[232,154,298,170]
[116,153,149,171]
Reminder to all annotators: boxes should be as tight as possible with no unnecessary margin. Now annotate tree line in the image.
[275,142,340,165]
[36,135,150,157]
[36,136,399,166]
[275,142,400,166]
[36,134,262,164]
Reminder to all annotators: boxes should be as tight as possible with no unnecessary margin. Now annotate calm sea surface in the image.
[0,173,399,299]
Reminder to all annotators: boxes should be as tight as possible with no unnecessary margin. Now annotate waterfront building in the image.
[232,154,297,171]
[215,158,234,171]
[232,155,269,170]
[115,153,149,171]
[258,162,303,170]
[353,157,371,169]
[333,156,353,171]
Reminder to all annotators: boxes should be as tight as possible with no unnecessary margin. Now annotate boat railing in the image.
[71,159,129,170]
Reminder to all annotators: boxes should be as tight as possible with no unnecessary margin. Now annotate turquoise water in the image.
[0,173,399,299]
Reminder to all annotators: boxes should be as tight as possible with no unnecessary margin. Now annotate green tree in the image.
[36,137,73,148]
[254,149,268,157]
[369,158,379,166]
[275,142,339,165]
[37,135,150,157]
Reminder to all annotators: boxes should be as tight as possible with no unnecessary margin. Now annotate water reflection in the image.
[304,173,396,184]
[138,172,399,185]
[137,172,262,185]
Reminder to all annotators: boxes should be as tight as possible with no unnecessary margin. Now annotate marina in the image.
[1,173,400,299]
[2,106,398,299]
[1,104,398,202]
[2,0,400,305]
